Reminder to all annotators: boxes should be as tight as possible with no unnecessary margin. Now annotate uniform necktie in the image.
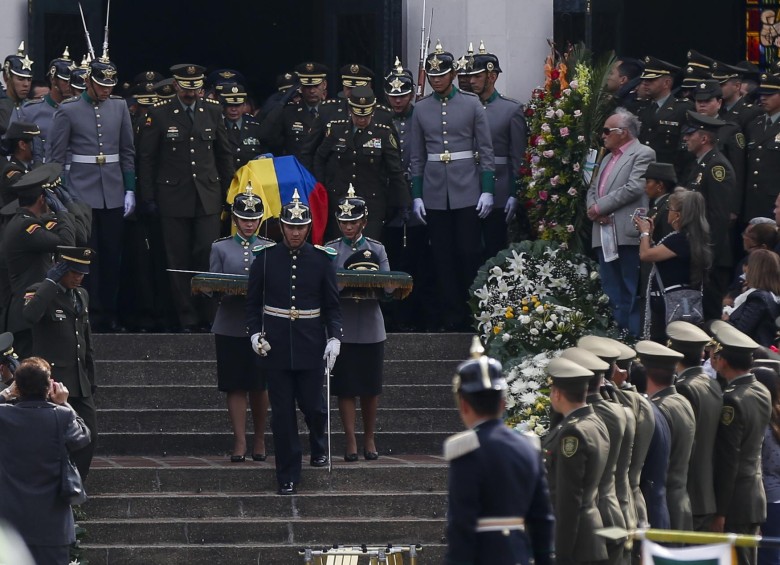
[70,290,81,315]
[309,106,318,118]
[186,106,194,122]
[766,116,773,131]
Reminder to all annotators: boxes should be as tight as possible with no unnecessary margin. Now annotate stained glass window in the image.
[747,0,780,68]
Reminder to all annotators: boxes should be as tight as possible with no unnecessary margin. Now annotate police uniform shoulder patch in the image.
[561,435,579,457]
[314,244,338,258]
[711,165,726,182]
[251,241,276,255]
[443,429,480,461]
[736,132,746,149]
[721,405,735,426]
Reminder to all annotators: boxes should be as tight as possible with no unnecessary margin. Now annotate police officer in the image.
[666,321,722,532]
[246,191,342,495]
[542,357,610,565]
[22,245,97,480]
[466,41,528,257]
[444,337,554,565]
[137,63,235,332]
[636,339,694,531]
[48,52,135,332]
[711,61,763,129]
[314,86,408,240]
[219,83,264,169]
[743,72,780,222]
[409,41,495,331]
[0,42,33,132]
[638,56,694,177]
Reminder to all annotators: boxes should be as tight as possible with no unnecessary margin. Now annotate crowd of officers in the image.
[446,322,773,565]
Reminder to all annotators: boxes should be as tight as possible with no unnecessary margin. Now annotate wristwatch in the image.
[639,232,650,238]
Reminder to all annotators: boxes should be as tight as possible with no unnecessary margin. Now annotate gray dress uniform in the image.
[9,95,57,164]
[620,388,655,528]
[675,366,723,530]
[651,385,696,530]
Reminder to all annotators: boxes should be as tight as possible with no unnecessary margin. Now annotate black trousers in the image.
[85,207,125,325]
[68,394,97,481]
[426,207,483,328]
[481,208,508,261]
[267,368,327,486]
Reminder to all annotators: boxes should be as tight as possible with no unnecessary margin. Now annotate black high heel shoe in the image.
[344,453,359,462]
[251,453,267,461]
[230,454,246,463]
[363,449,379,461]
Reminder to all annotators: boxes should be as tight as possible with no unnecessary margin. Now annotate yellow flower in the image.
[493,326,501,335]
[505,307,514,319]
[521,298,528,305]
[522,306,529,313]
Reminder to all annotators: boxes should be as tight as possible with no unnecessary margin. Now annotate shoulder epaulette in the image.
[251,241,276,255]
[329,119,349,126]
[61,96,80,104]
[374,123,391,130]
[364,236,383,244]
[109,95,124,100]
[376,104,392,112]
[325,238,341,246]
[443,429,480,461]
[461,90,479,97]
[23,98,44,106]
[322,99,339,106]
[314,244,337,258]
[204,97,221,105]
[213,235,232,243]
[499,94,521,104]
[152,99,172,108]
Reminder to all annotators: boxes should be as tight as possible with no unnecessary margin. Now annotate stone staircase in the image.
[81,333,471,564]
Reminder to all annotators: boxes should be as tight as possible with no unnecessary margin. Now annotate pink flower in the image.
[569,80,579,90]
[550,175,560,186]
[566,225,575,232]
[537,138,546,146]
[559,127,570,137]
[555,109,564,119]
[542,150,555,158]
[539,191,549,201]
[531,155,541,164]
[567,187,578,196]
[574,109,582,117]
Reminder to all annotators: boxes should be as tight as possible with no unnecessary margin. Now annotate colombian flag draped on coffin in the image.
[226,155,328,244]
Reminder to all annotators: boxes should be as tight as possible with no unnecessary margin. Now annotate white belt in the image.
[427,150,474,163]
[476,517,525,533]
[264,306,321,320]
[494,156,509,165]
[71,153,119,165]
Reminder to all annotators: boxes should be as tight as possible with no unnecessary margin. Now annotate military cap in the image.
[3,121,40,142]
[686,49,715,71]
[756,72,780,96]
[56,246,96,275]
[206,68,247,93]
[666,320,711,355]
[347,85,376,116]
[682,110,726,134]
[130,82,158,106]
[680,65,711,90]
[3,41,33,79]
[692,79,723,101]
[170,64,206,90]
[712,324,759,355]
[560,347,610,374]
[754,358,780,374]
[232,184,264,220]
[425,40,456,77]
[453,336,507,394]
[344,249,381,271]
[384,57,414,97]
[11,162,62,198]
[710,60,742,83]
[219,83,248,105]
[340,63,374,88]
[457,43,474,76]
[576,335,621,363]
[280,188,311,225]
[635,340,683,371]
[736,60,761,83]
[640,56,680,80]
[154,78,176,99]
[47,47,73,82]
[69,55,89,91]
[641,162,677,184]
[547,357,594,385]
[294,62,328,86]
[133,70,164,87]
[469,40,502,75]
[0,332,19,374]
[335,183,367,221]
[88,54,119,87]
[276,72,297,92]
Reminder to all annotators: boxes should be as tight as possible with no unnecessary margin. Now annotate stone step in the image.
[95,431,450,457]
[85,491,448,520]
[82,543,446,565]
[96,384,452,409]
[99,408,461,433]
[95,359,456,386]
[87,456,448,494]
[93,333,473,361]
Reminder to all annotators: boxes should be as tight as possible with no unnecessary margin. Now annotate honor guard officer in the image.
[137,63,234,332]
[69,55,89,96]
[636,339,695,531]
[22,246,97,480]
[0,42,33,132]
[444,337,554,565]
[466,40,528,257]
[48,50,136,332]
[219,83,265,169]
[246,191,342,495]
[258,61,328,169]
[681,111,737,319]
[2,164,76,356]
[744,72,780,221]
[638,56,694,178]
[711,61,763,129]
[666,321,723,532]
[710,324,771,565]
[314,85,408,240]
[456,44,474,93]
[542,357,610,565]
[409,41,495,331]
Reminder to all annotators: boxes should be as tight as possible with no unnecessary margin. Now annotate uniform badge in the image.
[695,172,703,186]
[350,64,359,74]
[23,291,35,305]
[292,122,304,133]
[561,436,578,457]
[736,132,746,149]
[243,137,259,146]
[166,126,180,139]
[5,170,20,180]
[144,116,153,127]
[389,134,398,149]
[25,224,40,234]
[721,406,734,426]
[711,165,726,182]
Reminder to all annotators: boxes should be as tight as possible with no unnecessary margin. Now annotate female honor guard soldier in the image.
[209,187,271,462]
[327,186,390,461]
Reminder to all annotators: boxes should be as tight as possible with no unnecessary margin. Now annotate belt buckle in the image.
[96,153,106,165]
[290,309,299,320]
[440,151,451,163]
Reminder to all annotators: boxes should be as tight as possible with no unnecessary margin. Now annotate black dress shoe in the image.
[310,455,328,467]
[363,449,379,461]
[344,453,358,462]
[230,454,246,463]
[251,453,267,461]
[277,482,296,495]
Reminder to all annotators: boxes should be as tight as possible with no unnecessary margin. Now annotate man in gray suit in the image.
[409,41,495,331]
[586,108,655,337]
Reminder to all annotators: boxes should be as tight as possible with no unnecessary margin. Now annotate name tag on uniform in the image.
[166,126,180,140]
[204,127,213,133]
[243,137,259,146]
[292,122,304,133]
[363,138,382,149]
[658,120,679,127]
[54,309,66,321]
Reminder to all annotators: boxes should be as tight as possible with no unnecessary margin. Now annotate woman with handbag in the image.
[723,249,780,347]
[636,189,712,342]
[0,357,90,565]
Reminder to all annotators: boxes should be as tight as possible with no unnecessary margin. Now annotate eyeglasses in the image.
[667,207,680,212]
[602,127,624,135]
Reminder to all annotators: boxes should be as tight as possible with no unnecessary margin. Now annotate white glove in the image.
[476,193,494,219]
[323,338,341,371]
[123,191,136,218]
[251,332,271,357]
[504,196,519,223]
[411,198,427,225]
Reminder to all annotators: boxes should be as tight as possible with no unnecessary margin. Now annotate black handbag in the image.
[654,269,704,325]
[53,407,87,506]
